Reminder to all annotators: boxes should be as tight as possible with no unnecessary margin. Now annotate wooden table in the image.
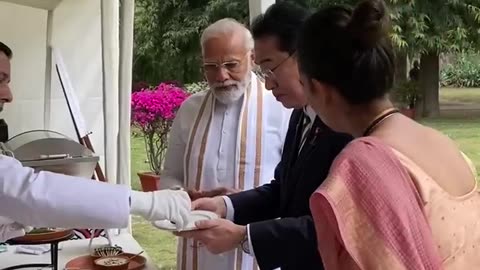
[0,233,158,270]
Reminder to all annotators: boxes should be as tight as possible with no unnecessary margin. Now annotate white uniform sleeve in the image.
[0,155,131,229]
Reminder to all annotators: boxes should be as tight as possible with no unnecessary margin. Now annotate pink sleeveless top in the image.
[393,149,480,269]
[310,137,480,270]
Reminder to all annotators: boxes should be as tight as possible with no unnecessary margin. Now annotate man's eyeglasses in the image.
[203,61,243,74]
[255,52,295,81]
[202,52,250,75]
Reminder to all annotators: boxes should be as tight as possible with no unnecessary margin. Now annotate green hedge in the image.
[441,54,480,88]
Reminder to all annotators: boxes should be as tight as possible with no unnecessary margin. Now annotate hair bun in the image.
[348,0,389,48]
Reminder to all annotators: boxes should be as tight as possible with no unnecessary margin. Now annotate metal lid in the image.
[1,130,99,178]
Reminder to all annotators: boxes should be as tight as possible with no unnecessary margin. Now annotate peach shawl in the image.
[310,137,442,270]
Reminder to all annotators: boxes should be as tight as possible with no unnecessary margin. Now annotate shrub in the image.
[184,81,209,94]
[391,80,420,109]
[131,83,190,174]
[441,54,480,88]
[132,81,150,92]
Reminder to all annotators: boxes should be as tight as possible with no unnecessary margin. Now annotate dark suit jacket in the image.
[228,109,353,270]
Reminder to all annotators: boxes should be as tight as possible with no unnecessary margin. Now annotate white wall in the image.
[49,0,105,170]
[0,2,47,134]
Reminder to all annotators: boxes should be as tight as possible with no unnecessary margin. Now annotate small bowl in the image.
[94,256,129,270]
[91,246,123,258]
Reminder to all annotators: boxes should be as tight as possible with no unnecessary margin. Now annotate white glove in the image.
[130,190,191,230]
[0,216,32,243]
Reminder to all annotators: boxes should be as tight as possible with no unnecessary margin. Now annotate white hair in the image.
[200,18,254,52]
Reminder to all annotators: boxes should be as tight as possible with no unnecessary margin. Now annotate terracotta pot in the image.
[137,172,160,192]
[400,108,415,119]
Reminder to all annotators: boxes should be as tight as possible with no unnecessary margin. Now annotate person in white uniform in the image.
[0,41,191,242]
[161,19,291,270]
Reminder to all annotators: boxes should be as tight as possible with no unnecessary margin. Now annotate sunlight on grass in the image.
[440,88,480,104]
[422,117,480,177]
[131,133,177,269]
[131,133,147,191]
[132,216,177,270]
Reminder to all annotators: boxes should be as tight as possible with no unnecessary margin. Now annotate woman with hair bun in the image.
[297,0,480,269]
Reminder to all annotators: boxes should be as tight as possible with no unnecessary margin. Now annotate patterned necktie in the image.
[299,115,311,154]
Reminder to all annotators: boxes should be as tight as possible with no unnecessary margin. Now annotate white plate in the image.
[152,210,218,232]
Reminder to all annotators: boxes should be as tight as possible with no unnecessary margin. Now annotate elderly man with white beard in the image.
[161,18,292,270]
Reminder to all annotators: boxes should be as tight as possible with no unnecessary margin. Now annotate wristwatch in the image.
[240,233,250,254]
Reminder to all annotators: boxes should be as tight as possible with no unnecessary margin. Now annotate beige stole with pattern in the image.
[178,74,265,270]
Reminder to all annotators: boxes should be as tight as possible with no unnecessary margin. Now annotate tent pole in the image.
[248,0,275,24]
[43,10,54,130]
[119,0,135,234]
[100,0,120,185]
[101,0,121,235]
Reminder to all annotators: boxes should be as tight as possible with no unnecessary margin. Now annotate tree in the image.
[303,0,480,117]
[133,0,480,114]
[133,0,248,85]
[390,0,480,117]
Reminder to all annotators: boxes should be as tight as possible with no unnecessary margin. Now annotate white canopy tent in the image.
[0,0,134,203]
[0,0,273,232]
[0,0,274,183]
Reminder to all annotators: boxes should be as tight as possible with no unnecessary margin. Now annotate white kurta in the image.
[162,75,292,270]
[162,97,243,191]
[0,154,131,229]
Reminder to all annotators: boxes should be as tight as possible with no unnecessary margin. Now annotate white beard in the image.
[210,73,251,105]
[212,85,245,104]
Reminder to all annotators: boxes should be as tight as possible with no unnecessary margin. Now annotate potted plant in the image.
[391,80,420,119]
[131,82,189,191]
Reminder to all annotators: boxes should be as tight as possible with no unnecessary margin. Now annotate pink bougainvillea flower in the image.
[131,82,190,174]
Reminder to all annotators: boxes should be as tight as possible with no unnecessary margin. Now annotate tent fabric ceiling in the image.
[0,0,62,10]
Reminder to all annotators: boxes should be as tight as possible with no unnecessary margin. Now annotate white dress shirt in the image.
[299,106,316,153]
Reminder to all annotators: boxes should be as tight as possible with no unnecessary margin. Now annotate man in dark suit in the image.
[176,3,353,269]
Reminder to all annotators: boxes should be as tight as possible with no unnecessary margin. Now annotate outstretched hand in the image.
[130,190,191,230]
[174,219,246,254]
[191,196,227,218]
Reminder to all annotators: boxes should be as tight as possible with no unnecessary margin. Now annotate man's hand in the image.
[187,189,204,201]
[174,219,246,254]
[192,196,227,218]
[188,187,241,200]
[200,187,242,197]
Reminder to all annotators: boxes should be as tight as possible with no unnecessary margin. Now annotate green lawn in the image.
[421,117,480,177]
[132,216,177,270]
[131,134,177,269]
[131,89,480,268]
[440,87,480,104]
[131,133,146,192]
